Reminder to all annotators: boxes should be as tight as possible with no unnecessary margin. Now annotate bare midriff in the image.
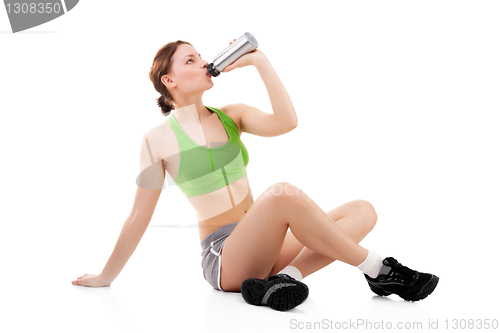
[197,188,254,241]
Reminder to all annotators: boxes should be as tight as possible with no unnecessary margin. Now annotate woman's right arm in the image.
[73,132,167,287]
[99,185,164,284]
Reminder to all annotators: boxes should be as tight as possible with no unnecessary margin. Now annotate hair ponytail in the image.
[156,94,175,116]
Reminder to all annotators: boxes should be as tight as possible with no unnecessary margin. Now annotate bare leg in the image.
[220,182,369,291]
[270,200,378,278]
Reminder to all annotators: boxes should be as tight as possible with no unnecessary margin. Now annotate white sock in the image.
[277,266,303,281]
[356,250,384,279]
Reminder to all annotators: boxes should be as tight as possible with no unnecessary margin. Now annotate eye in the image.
[186,58,194,64]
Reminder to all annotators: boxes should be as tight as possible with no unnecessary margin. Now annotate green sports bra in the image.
[167,106,249,198]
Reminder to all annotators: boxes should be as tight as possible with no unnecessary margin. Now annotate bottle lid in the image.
[207,63,220,77]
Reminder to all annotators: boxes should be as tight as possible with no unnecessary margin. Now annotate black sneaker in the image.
[364,257,439,302]
[241,273,309,311]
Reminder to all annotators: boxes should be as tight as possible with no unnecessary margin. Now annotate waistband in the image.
[200,221,239,249]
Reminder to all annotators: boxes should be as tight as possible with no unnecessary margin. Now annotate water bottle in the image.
[207,32,259,77]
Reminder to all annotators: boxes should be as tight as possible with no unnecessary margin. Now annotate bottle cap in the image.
[207,63,220,77]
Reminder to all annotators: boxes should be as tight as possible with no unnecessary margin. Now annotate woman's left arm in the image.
[224,49,298,131]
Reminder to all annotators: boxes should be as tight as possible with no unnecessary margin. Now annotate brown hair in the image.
[149,40,193,116]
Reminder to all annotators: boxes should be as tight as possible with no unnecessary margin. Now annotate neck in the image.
[174,100,212,119]
[173,103,213,125]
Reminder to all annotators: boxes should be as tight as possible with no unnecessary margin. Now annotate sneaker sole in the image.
[241,277,309,311]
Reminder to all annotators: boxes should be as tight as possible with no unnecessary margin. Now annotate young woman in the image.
[71,40,439,311]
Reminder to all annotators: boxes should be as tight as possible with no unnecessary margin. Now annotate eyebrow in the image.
[183,54,201,59]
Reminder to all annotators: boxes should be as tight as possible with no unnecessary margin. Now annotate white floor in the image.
[4,224,498,333]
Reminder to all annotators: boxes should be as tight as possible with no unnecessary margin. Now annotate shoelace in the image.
[390,259,417,282]
[268,273,293,281]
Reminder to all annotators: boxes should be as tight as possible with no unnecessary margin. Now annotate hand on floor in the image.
[71,273,111,288]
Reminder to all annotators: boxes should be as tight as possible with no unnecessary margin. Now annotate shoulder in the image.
[216,104,244,135]
[143,117,174,139]
[142,117,176,163]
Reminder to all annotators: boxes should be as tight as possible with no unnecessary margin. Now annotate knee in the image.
[265,182,310,207]
[356,199,378,232]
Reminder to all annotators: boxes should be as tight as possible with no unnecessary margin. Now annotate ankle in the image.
[277,266,303,281]
[356,250,384,279]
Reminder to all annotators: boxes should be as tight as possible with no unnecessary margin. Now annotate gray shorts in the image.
[200,221,272,291]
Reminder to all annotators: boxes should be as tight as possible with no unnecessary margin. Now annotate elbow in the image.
[279,120,297,134]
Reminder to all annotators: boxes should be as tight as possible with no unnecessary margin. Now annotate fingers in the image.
[225,60,236,72]
[72,279,88,286]
[72,277,88,286]
[72,273,88,285]
[229,38,236,45]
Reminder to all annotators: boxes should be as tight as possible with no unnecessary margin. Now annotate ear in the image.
[161,75,176,88]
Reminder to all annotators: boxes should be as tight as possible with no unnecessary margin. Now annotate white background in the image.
[1,1,499,332]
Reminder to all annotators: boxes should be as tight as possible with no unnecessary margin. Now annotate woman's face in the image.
[163,44,213,96]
